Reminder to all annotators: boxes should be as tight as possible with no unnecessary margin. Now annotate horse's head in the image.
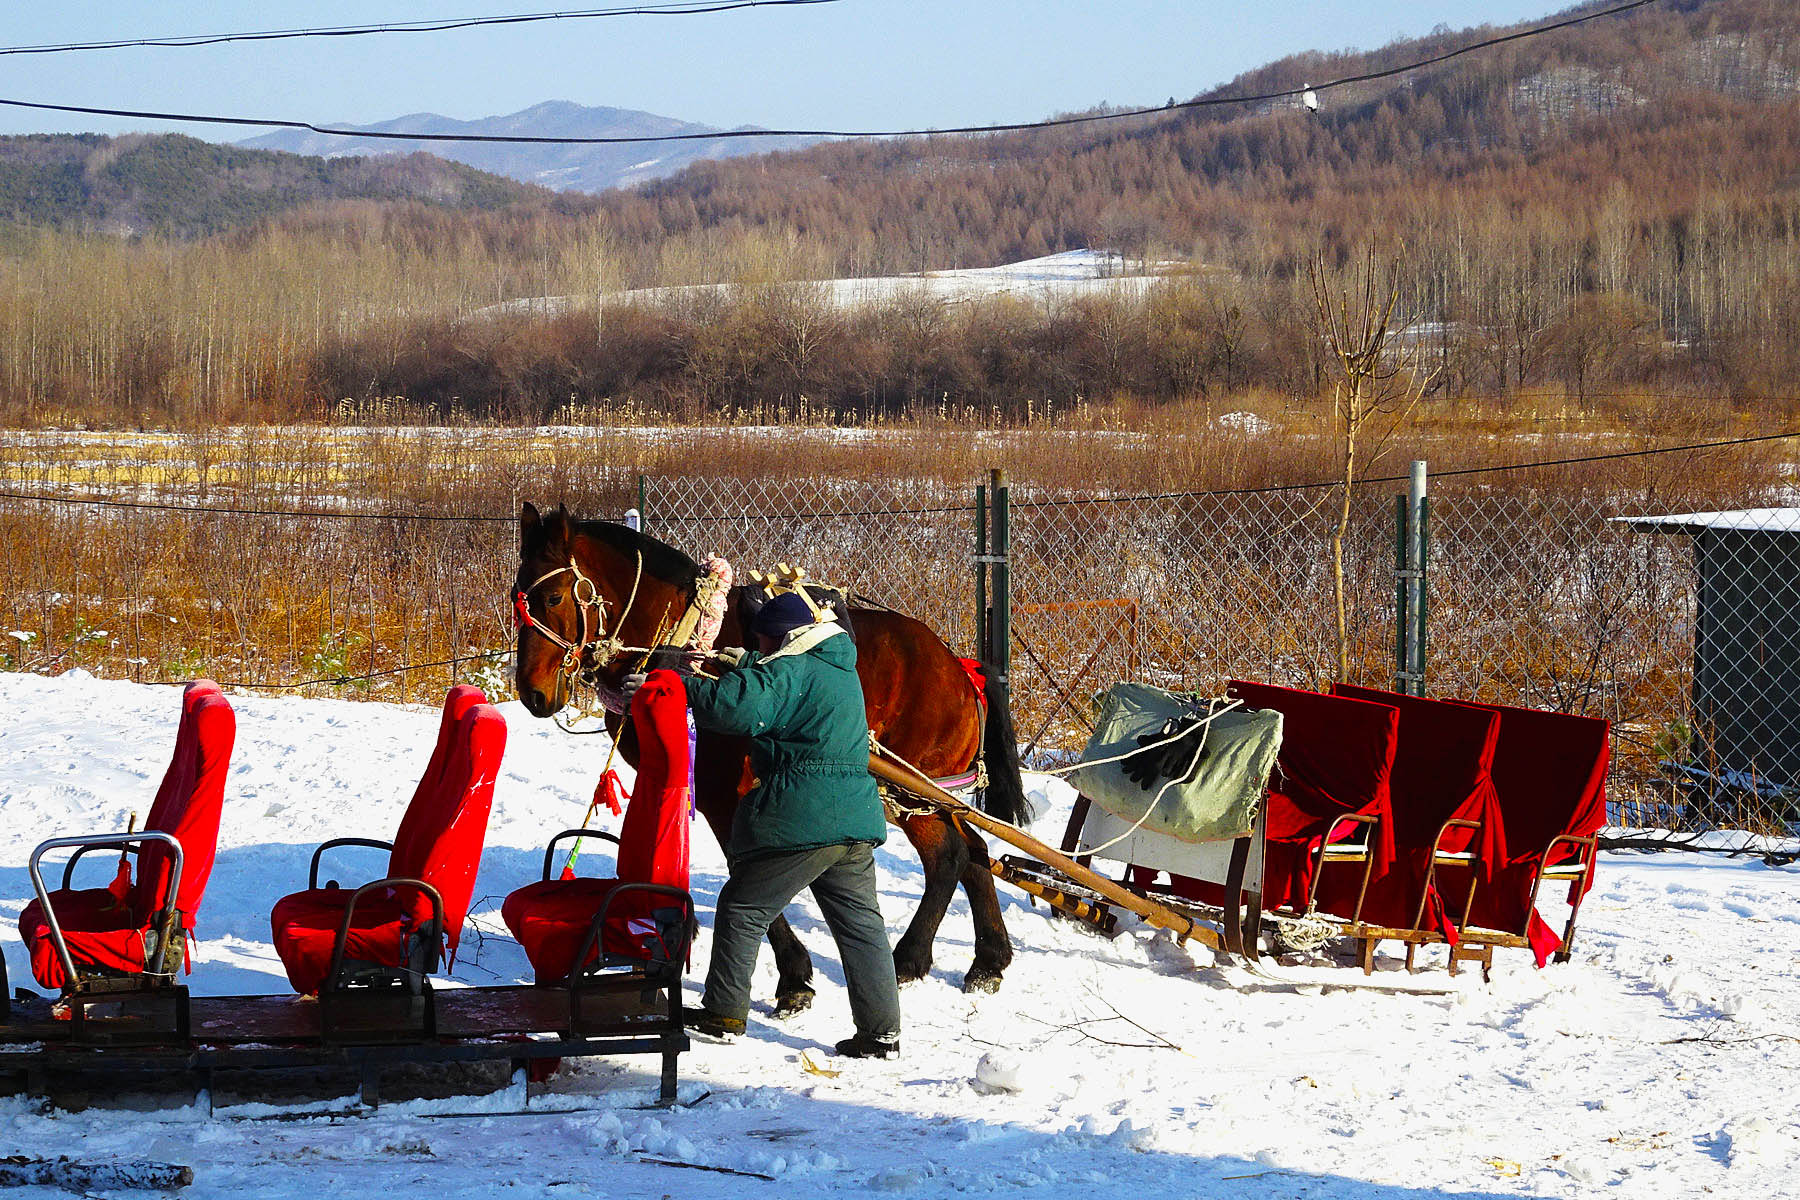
[513,501,705,718]
[514,501,585,716]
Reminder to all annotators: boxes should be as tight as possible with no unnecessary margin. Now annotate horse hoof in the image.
[961,968,1004,995]
[772,990,814,1020]
[893,956,931,986]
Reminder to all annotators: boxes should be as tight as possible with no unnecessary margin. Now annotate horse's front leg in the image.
[765,913,816,1017]
[890,812,970,985]
[955,824,1012,994]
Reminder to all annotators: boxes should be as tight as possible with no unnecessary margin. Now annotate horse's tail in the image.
[978,667,1034,826]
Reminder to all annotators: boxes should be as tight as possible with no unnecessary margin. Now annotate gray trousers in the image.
[703,841,901,1038]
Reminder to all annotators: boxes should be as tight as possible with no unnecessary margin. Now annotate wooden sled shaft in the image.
[866,753,1220,951]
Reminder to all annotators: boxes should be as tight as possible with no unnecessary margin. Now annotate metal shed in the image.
[1621,508,1800,796]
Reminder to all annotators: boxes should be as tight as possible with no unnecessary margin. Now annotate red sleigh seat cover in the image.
[1327,685,1506,941]
[270,685,505,995]
[1448,698,1610,963]
[504,670,692,983]
[21,680,235,990]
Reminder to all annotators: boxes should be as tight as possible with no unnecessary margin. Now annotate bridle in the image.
[513,549,643,681]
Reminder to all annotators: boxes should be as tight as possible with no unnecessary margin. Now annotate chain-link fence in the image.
[5,439,1798,845]
[644,459,1800,844]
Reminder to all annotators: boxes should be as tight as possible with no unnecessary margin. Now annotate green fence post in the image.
[991,468,1011,684]
[1393,459,1428,695]
[975,482,988,660]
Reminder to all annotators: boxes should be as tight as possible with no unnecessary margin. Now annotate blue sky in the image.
[0,2,1572,138]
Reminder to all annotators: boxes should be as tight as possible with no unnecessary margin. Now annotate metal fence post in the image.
[974,482,988,660]
[636,474,649,537]
[1394,460,1428,695]
[990,469,1011,684]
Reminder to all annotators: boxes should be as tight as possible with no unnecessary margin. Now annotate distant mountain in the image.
[238,100,819,194]
[0,133,551,237]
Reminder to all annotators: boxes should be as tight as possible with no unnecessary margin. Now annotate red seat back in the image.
[387,689,506,952]
[1223,680,1401,912]
[390,684,487,872]
[618,670,691,891]
[1332,684,1506,857]
[1448,699,1610,861]
[133,680,235,930]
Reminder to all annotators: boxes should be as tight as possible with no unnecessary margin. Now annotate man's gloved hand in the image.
[620,672,648,704]
[1120,713,1210,791]
[707,645,748,672]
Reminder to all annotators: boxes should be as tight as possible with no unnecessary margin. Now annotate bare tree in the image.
[1309,243,1433,682]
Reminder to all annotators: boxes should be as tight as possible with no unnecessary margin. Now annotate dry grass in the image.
[3,406,1795,834]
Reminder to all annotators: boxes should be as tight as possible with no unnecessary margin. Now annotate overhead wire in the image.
[0,1,842,57]
[0,0,1664,145]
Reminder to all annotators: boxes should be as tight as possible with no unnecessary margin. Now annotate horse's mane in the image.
[571,518,702,593]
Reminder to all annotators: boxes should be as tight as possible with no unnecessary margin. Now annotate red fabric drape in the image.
[1328,685,1507,942]
[1447,699,1609,964]
[1160,682,1399,913]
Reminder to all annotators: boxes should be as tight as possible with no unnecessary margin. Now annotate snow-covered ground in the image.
[471,249,1197,321]
[2,671,1796,1198]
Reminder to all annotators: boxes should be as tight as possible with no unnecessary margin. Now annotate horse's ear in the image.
[520,502,540,556]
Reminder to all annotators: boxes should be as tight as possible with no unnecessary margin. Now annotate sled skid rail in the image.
[0,979,689,1108]
[867,753,1222,952]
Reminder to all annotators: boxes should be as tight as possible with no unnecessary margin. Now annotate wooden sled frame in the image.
[3,835,696,1109]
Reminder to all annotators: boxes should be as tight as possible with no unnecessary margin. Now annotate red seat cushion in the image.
[502,878,682,983]
[269,887,428,996]
[19,888,147,991]
[503,671,691,983]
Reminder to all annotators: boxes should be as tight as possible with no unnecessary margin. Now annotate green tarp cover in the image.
[1068,682,1283,844]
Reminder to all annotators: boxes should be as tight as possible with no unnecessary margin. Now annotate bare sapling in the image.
[1309,243,1434,683]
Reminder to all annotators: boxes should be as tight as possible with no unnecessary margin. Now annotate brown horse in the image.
[512,503,1029,1008]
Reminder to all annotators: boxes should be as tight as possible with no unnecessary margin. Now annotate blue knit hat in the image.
[752,591,816,639]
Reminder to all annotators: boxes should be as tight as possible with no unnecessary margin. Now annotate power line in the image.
[0,1,841,58]
[2,423,1794,522]
[0,0,1662,146]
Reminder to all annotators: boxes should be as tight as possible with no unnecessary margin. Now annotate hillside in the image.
[239,100,820,193]
[595,0,1800,275]
[0,133,555,237]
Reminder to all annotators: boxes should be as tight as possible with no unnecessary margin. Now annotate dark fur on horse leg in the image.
[766,914,815,1018]
[954,825,1013,994]
[890,814,970,985]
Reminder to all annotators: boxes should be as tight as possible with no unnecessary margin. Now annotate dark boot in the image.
[683,1007,745,1043]
[833,1032,900,1060]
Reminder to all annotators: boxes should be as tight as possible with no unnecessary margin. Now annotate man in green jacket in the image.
[660,590,901,1059]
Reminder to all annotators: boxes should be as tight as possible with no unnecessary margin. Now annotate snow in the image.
[3,670,1799,1198]
[1616,507,1800,533]
[470,250,1199,321]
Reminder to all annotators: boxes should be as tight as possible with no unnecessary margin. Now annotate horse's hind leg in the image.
[766,915,815,1017]
[956,825,1013,994]
[890,813,970,986]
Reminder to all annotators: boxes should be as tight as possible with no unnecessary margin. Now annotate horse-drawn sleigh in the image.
[0,504,1607,1111]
